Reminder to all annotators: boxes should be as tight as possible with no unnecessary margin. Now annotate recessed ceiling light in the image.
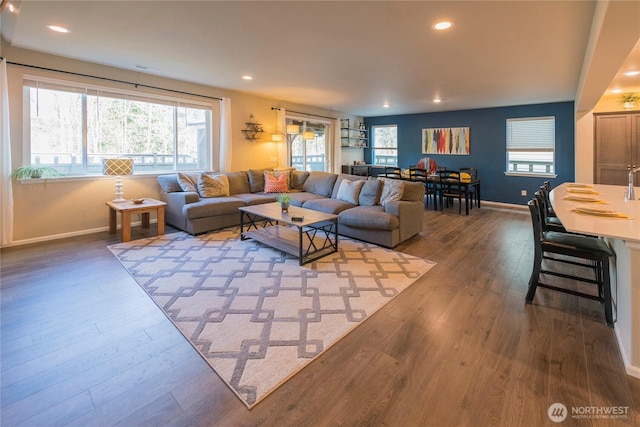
[7,3,16,13]
[623,70,640,77]
[383,103,390,108]
[433,98,442,103]
[611,89,623,94]
[434,21,453,30]
[242,75,253,80]
[47,25,69,33]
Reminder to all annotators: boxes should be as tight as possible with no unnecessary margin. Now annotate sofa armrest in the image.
[161,191,199,229]
[163,191,200,206]
[384,200,424,241]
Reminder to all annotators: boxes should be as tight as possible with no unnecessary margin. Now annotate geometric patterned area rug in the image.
[108,228,435,408]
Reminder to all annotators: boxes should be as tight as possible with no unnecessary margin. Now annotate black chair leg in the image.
[526,250,542,303]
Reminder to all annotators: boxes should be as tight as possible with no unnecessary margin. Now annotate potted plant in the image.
[10,165,63,180]
[618,93,640,110]
[276,193,291,212]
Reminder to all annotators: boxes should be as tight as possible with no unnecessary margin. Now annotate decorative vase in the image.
[623,102,636,110]
[280,201,289,212]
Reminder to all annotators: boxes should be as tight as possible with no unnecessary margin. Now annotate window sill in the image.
[14,172,169,185]
[504,172,557,179]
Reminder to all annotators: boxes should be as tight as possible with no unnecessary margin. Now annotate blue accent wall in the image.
[364,101,575,205]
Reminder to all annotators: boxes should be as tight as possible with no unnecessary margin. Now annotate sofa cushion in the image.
[287,191,325,207]
[177,172,200,193]
[197,173,230,198]
[378,177,405,206]
[226,171,251,195]
[233,193,277,205]
[264,173,289,193]
[401,181,425,202]
[302,198,355,214]
[157,174,182,193]
[336,179,365,204]
[302,171,338,197]
[291,170,310,189]
[338,206,399,231]
[359,179,381,206]
[183,197,245,219]
[247,168,273,193]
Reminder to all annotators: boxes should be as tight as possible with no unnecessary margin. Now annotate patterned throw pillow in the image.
[264,173,289,193]
[197,173,230,198]
[177,172,199,193]
[378,177,405,206]
[336,179,365,204]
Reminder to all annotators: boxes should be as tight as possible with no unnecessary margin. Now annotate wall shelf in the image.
[241,114,264,142]
[340,118,368,148]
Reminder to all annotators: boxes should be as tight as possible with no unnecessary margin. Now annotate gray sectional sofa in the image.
[157,169,425,248]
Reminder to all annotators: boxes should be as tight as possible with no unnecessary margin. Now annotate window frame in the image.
[504,116,557,178]
[23,76,214,178]
[371,124,398,167]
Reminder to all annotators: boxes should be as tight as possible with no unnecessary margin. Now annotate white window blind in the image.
[506,116,555,151]
[506,116,555,175]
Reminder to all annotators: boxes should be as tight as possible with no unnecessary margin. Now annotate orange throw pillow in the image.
[264,173,289,193]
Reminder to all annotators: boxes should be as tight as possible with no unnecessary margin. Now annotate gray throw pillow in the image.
[359,179,381,206]
[177,172,199,193]
[157,174,182,193]
[247,168,272,193]
[291,170,310,189]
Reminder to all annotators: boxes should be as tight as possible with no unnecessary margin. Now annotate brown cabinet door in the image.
[594,113,634,185]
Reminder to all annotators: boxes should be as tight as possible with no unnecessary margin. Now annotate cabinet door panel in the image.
[595,114,633,185]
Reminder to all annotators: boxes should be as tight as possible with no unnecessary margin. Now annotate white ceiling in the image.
[0,0,629,117]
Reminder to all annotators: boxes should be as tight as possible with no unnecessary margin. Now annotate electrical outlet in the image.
[521,190,527,196]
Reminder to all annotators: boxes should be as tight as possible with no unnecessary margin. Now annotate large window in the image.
[25,77,212,175]
[372,125,397,166]
[506,116,555,175]
[287,118,329,172]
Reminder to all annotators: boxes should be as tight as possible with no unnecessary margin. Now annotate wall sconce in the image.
[302,130,315,140]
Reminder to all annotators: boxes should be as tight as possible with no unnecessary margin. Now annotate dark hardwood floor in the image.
[2,205,639,426]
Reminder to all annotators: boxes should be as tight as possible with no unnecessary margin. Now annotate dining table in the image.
[550,182,640,378]
[379,168,481,215]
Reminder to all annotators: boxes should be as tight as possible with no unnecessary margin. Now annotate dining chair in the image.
[459,167,478,208]
[525,199,613,326]
[438,169,465,214]
[380,166,402,179]
[409,167,436,207]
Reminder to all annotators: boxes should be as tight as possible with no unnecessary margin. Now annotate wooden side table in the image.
[106,198,167,242]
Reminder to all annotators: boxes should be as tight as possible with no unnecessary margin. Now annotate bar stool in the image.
[525,199,614,326]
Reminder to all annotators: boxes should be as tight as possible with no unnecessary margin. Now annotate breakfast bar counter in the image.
[550,183,640,378]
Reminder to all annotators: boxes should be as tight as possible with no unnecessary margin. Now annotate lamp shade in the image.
[286,124,300,134]
[103,158,134,176]
[271,133,284,142]
[301,130,315,140]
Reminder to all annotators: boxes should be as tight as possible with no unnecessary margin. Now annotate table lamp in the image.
[103,158,134,202]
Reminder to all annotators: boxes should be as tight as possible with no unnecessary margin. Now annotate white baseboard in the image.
[1,219,158,248]
[615,326,640,379]
[480,200,528,211]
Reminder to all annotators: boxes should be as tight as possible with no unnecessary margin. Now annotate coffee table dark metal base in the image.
[239,204,338,266]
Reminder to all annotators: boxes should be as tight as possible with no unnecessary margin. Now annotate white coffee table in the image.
[239,203,338,265]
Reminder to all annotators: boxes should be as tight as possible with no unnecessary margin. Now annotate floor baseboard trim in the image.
[1,220,157,248]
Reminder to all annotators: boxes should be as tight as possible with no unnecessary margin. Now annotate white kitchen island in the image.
[550,183,640,378]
